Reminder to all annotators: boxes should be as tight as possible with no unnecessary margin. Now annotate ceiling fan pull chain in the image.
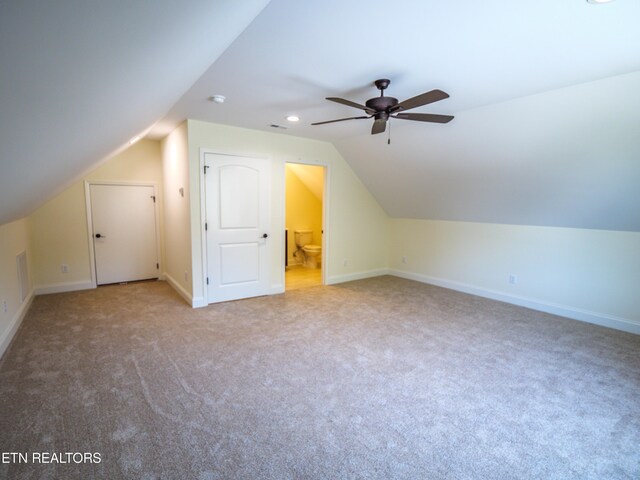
[388,118,391,145]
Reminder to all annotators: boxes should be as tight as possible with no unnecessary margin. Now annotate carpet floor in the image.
[0,276,638,479]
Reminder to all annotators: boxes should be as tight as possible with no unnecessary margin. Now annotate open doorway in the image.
[285,163,325,290]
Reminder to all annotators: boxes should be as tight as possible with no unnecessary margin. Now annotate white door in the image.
[204,153,271,303]
[90,184,159,285]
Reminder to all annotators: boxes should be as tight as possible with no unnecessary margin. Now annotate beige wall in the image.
[187,120,390,305]
[0,218,32,357]
[29,139,163,291]
[1,123,637,343]
[160,122,191,302]
[389,218,640,333]
[29,182,92,290]
[285,164,323,265]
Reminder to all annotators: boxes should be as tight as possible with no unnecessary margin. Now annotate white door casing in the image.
[204,153,271,303]
[89,183,159,285]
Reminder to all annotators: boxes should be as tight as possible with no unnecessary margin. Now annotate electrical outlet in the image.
[2,301,7,313]
[343,259,348,267]
[61,264,69,273]
[509,274,518,285]
[402,256,407,264]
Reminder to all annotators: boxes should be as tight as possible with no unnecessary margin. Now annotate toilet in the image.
[294,230,322,269]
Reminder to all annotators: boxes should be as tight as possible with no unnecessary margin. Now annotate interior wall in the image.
[187,120,389,306]
[29,139,163,292]
[285,164,323,265]
[29,182,91,291]
[389,218,640,334]
[0,218,32,358]
[160,122,192,303]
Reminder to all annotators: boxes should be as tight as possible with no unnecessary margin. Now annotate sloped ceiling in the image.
[337,71,640,231]
[287,164,323,202]
[155,0,640,231]
[3,1,639,231]
[0,0,270,225]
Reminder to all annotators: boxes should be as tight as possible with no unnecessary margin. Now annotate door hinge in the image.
[156,263,159,269]
[150,195,156,203]
[206,277,209,285]
[205,222,208,231]
[204,165,210,174]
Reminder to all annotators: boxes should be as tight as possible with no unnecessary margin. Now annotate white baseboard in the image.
[34,281,94,295]
[0,290,34,360]
[326,268,389,285]
[164,273,194,306]
[192,296,207,308]
[389,269,640,335]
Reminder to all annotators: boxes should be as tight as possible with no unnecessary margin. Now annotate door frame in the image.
[199,150,331,301]
[84,180,162,288]
[284,160,329,287]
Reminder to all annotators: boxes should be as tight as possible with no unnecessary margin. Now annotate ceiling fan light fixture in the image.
[286,115,300,122]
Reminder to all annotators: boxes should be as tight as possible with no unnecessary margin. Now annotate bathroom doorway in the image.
[285,162,325,290]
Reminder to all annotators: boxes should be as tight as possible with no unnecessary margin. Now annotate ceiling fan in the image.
[312,79,454,135]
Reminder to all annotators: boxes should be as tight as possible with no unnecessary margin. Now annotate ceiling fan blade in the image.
[393,112,454,124]
[390,89,450,113]
[371,118,387,135]
[327,97,375,113]
[311,115,369,126]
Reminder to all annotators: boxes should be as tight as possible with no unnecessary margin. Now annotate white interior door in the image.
[90,184,159,285]
[205,153,271,303]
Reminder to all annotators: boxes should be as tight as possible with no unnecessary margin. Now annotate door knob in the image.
[95,233,105,238]
[262,233,268,238]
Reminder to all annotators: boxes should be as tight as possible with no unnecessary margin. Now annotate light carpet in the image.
[0,276,638,479]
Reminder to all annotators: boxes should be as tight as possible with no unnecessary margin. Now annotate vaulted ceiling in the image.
[0,0,269,225]
[2,1,639,230]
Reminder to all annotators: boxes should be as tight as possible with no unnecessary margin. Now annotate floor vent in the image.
[16,251,28,302]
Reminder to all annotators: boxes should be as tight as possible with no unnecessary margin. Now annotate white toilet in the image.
[294,230,322,269]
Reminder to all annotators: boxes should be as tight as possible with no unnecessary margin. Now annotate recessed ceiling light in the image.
[210,95,226,104]
[286,115,300,122]
[586,0,615,4]
[129,135,141,145]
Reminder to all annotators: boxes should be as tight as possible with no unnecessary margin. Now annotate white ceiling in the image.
[0,0,269,224]
[154,0,640,231]
[338,71,640,230]
[2,0,639,230]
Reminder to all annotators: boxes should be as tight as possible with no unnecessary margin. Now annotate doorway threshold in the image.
[285,265,322,291]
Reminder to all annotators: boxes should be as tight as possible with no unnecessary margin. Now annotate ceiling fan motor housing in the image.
[365,96,398,114]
